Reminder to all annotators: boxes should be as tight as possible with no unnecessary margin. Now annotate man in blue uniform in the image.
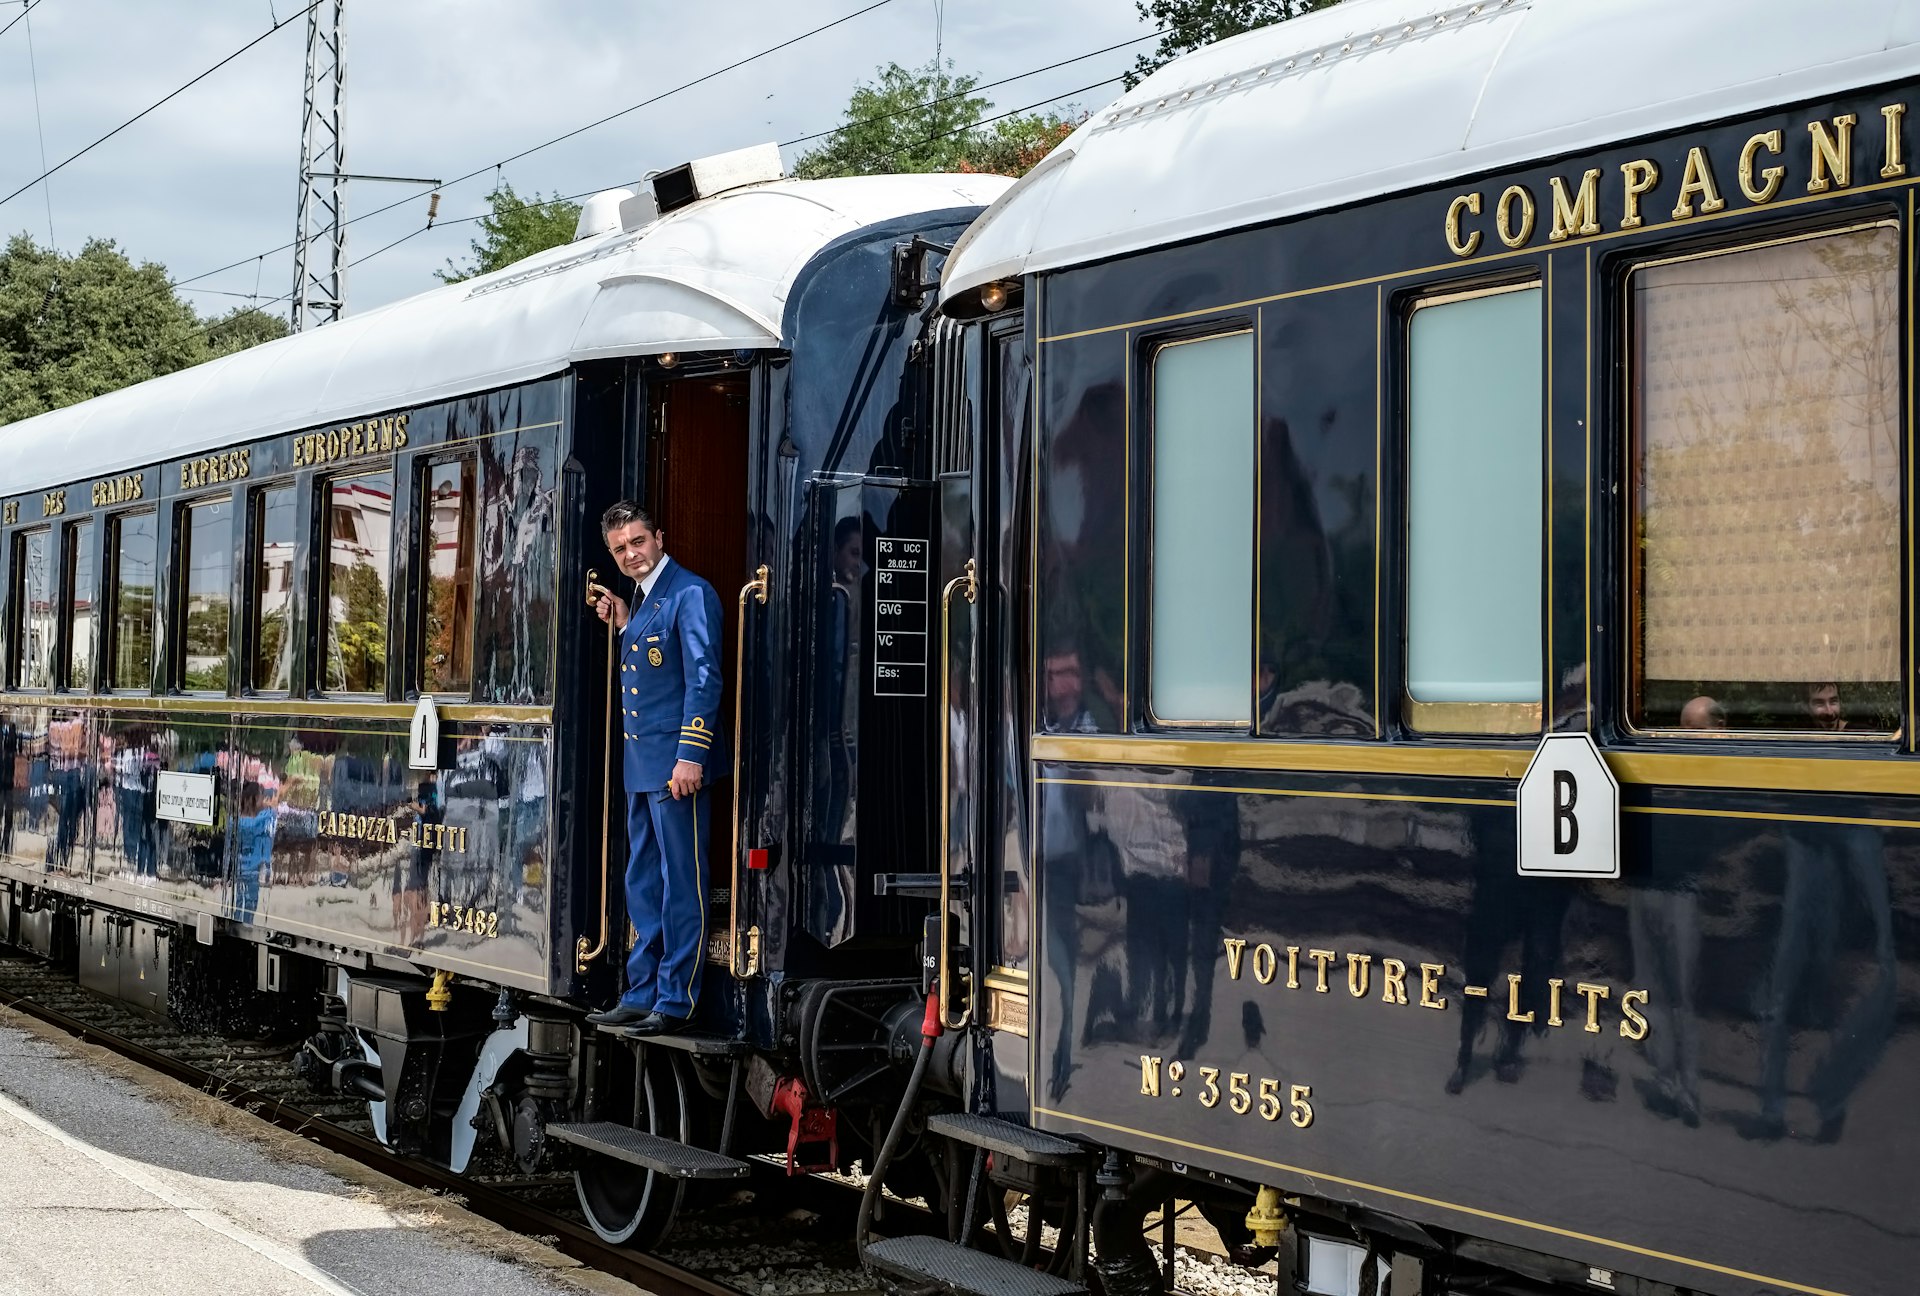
[585,501,726,1034]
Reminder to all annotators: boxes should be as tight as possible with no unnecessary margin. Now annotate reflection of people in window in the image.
[1807,681,1846,731]
[1041,647,1100,1099]
[1679,695,1724,730]
[233,782,276,924]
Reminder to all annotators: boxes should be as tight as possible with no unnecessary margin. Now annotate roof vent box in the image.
[651,141,784,213]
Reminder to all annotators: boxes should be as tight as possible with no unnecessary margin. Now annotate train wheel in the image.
[574,1044,690,1247]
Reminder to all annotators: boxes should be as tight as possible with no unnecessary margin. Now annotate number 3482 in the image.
[1140,1056,1314,1128]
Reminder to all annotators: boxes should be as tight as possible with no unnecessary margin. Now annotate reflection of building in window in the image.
[12,529,55,690]
[64,521,94,689]
[252,487,296,692]
[179,498,234,692]
[420,459,476,695]
[1631,225,1901,731]
[324,474,393,694]
[110,512,157,691]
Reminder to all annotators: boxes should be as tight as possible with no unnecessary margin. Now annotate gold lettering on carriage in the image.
[316,810,468,853]
[1221,938,1651,1041]
[293,412,410,468]
[90,474,144,506]
[1445,104,1907,257]
[180,448,250,490]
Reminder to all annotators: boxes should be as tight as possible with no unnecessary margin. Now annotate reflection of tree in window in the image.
[180,498,233,692]
[324,474,392,694]
[252,487,295,692]
[1633,226,1901,730]
[65,521,94,689]
[111,513,156,691]
[420,459,476,695]
[15,530,55,689]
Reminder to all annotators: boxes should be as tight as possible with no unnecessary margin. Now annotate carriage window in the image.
[418,458,477,695]
[1631,225,1901,732]
[322,472,392,695]
[1405,285,1543,734]
[177,496,234,692]
[1149,331,1255,725]
[9,529,55,690]
[108,511,157,691]
[251,486,295,693]
[63,520,94,691]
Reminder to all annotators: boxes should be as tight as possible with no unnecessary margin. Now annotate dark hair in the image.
[833,516,862,548]
[601,500,658,537]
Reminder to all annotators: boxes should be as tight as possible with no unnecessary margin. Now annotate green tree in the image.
[953,111,1085,178]
[436,183,583,284]
[794,60,1079,180]
[1128,0,1346,87]
[205,306,291,359]
[794,60,989,178]
[0,236,290,425]
[0,235,288,426]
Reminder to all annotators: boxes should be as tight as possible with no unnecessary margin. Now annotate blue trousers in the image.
[621,786,710,1017]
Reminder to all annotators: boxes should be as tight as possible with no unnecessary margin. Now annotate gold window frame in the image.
[1141,327,1259,732]
[173,492,235,696]
[1402,278,1545,737]
[1621,219,1903,740]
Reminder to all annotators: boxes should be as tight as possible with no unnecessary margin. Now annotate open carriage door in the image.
[935,317,1034,1112]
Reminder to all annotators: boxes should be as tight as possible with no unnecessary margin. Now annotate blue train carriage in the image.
[916,2,1920,1294]
[0,149,1009,1238]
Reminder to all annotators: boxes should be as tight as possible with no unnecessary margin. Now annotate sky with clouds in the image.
[0,0,1149,319]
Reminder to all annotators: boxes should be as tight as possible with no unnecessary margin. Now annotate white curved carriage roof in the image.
[943,0,1920,300]
[0,172,1010,497]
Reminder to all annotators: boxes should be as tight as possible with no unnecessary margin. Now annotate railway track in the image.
[0,952,866,1296]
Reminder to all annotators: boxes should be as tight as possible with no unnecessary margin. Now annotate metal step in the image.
[606,1026,750,1057]
[864,1235,1086,1296]
[927,1113,1085,1167]
[545,1122,750,1179]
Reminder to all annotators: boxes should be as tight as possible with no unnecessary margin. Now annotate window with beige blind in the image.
[1629,224,1901,733]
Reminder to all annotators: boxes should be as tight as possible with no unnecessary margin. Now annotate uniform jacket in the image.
[620,560,728,792]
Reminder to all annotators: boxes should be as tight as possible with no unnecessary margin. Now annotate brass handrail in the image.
[938,558,978,1030]
[729,565,771,977]
[576,570,617,974]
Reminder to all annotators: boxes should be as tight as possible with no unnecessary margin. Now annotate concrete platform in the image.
[0,1006,645,1296]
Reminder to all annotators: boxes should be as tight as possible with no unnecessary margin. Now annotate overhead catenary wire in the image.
[777,27,1164,151]
[0,2,320,212]
[110,0,908,317]
[22,0,53,245]
[0,0,43,42]
[126,9,1164,334]
[204,21,1156,305]
[304,71,1130,298]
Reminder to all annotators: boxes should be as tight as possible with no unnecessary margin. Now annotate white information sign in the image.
[1515,733,1619,879]
[155,771,216,827]
[408,696,441,771]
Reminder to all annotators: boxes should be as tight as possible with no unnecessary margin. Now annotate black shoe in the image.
[585,1004,651,1028]
[623,1011,690,1037]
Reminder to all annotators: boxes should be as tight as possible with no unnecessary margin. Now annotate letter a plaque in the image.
[1516,733,1619,879]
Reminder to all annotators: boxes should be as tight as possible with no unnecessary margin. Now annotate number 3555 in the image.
[1198,1067,1314,1128]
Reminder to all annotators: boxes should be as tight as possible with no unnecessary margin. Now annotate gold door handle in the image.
[577,569,616,974]
[730,565,771,977]
[938,558,978,1030]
